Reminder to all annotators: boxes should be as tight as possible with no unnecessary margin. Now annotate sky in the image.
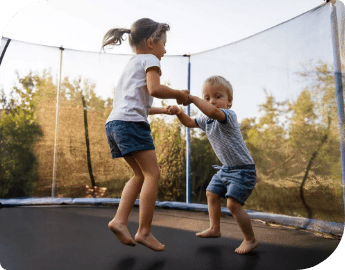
[0,0,332,54]
[0,0,339,120]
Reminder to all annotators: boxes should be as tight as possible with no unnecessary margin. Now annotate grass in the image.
[32,170,344,223]
[244,176,344,223]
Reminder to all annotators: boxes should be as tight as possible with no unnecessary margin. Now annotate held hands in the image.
[163,89,192,116]
[176,90,192,106]
[165,105,181,115]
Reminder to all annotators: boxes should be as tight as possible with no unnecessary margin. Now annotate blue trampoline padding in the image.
[0,197,343,236]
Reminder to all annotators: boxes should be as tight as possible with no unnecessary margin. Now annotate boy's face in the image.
[203,84,232,109]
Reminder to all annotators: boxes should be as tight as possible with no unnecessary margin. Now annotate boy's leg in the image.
[108,155,144,246]
[196,191,221,238]
[227,197,259,254]
[132,150,165,251]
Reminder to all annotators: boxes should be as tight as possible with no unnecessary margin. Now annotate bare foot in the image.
[108,221,136,246]
[196,228,221,238]
[135,232,165,251]
[235,239,259,254]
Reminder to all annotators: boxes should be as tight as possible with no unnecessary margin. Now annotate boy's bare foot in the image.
[108,221,136,246]
[134,232,165,251]
[196,228,221,238]
[235,239,259,254]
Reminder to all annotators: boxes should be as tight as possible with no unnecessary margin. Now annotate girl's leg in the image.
[108,156,144,246]
[196,191,222,238]
[227,197,259,254]
[132,150,165,251]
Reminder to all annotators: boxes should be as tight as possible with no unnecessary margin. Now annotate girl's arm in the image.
[148,107,169,115]
[146,67,190,105]
[168,106,198,128]
[190,95,226,121]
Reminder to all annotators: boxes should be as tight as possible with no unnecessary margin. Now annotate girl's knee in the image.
[127,174,144,185]
[135,174,145,183]
[144,170,160,183]
[151,170,160,181]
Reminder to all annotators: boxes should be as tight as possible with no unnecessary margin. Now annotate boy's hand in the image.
[166,105,181,115]
[176,90,191,106]
[162,107,170,115]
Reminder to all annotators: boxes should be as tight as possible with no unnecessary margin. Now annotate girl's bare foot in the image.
[196,228,221,238]
[108,221,136,246]
[134,232,165,251]
[235,239,259,254]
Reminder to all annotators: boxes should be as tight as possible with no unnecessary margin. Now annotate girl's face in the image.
[151,33,166,60]
[203,84,232,109]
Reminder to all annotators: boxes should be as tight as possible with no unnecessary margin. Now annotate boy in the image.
[167,76,259,254]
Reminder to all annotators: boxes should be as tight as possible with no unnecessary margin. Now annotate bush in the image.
[0,103,42,197]
[0,75,43,198]
[151,117,186,202]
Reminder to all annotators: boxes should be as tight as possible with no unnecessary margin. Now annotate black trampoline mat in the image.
[0,206,341,270]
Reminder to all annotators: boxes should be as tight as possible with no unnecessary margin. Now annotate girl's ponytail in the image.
[102,19,170,52]
[102,28,131,50]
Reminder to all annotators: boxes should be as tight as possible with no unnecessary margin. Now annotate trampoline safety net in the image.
[0,1,344,223]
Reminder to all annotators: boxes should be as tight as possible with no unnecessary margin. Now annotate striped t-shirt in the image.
[195,109,254,167]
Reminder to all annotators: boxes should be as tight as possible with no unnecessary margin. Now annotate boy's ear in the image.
[228,96,233,108]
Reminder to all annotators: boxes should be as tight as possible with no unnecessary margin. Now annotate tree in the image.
[191,132,220,203]
[298,62,343,178]
[0,73,42,197]
[150,116,186,201]
[242,90,291,180]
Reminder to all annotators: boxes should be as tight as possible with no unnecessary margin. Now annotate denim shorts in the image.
[206,164,256,206]
[105,120,155,159]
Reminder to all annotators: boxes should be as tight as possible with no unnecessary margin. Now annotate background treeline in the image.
[0,62,344,222]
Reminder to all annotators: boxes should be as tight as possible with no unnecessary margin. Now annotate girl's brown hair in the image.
[102,18,170,51]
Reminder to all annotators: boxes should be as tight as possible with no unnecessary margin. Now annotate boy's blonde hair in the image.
[203,76,233,107]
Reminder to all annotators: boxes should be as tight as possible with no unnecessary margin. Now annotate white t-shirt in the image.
[106,54,161,124]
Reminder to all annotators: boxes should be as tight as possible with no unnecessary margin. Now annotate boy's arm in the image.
[190,95,226,121]
[146,67,190,105]
[168,106,198,128]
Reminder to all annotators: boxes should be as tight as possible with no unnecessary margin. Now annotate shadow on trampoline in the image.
[113,257,166,270]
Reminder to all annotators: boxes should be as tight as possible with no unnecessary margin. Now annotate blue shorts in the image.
[206,164,256,206]
[105,120,155,159]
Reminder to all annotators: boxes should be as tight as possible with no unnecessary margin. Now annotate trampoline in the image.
[0,203,341,270]
[1,1,345,269]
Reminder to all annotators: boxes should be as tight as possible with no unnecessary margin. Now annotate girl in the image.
[102,18,190,251]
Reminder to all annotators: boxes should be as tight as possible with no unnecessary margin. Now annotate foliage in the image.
[241,90,291,180]
[150,116,186,201]
[31,74,129,197]
[190,132,220,203]
[1,62,343,222]
[0,73,43,197]
[239,63,344,222]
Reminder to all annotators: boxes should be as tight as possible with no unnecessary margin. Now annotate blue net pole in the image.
[330,1,345,218]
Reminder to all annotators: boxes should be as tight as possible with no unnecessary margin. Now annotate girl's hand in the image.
[182,90,192,106]
[176,90,191,106]
[166,105,181,115]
